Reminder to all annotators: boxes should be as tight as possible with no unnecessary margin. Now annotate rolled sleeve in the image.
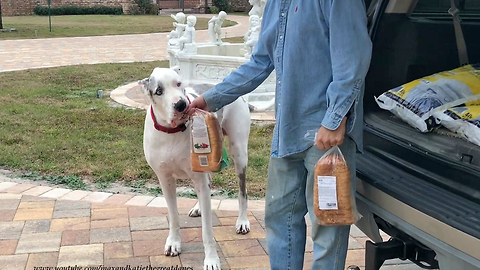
[321,0,372,130]
[322,108,346,131]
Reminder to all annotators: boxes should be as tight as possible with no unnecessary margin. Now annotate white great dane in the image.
[140,67,251,270]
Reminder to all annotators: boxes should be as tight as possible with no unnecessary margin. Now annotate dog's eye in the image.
[176,82,182,87]
[155,87,163,95]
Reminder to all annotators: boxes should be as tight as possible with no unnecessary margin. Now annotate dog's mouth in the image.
[170,97,191,128]
[170,111,189,128]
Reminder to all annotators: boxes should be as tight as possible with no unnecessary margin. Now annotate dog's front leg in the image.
[192,173,221,270]
[159,176,181,256]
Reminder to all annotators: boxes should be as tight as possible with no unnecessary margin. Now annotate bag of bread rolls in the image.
[190,110,223,172]
[313,145,358,226]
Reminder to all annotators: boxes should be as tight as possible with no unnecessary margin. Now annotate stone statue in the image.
[178,15,197,52]
[168,12,186,40]
[208,11,227,44]
[248,0,266,18]
[244,15,261,58]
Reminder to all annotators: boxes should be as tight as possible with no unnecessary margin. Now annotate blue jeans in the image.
[265,136,357,270]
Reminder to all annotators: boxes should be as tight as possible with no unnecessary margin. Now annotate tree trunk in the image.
[0,0,3,29]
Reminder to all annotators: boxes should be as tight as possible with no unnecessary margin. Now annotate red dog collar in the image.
[150,106,187,133]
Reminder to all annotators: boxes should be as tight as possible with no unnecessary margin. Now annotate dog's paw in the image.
[165,236,181,256]
[235,217,251,235]
[188,203,201,217]
[204,256,221,270]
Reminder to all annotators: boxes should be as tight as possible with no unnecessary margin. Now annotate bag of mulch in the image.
[376,64,480,132]
[433,99,480,147]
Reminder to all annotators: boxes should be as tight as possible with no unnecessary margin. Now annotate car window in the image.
[413,0,480,17]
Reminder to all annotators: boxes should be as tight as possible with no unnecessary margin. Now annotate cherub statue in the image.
[208,11,227,44]
[248,0,266,18]
[178,15,197,51]
[244,15,261,58]
[168,12,186,40]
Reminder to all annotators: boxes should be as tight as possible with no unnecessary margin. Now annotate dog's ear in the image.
[139,78,154,97]
[139,78,150,89]
[171,65,181,75]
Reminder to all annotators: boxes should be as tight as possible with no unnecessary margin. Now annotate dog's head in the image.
[140,67,189,128]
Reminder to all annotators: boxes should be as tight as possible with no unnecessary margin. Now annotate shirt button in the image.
[279,35,284,40]
[281,12,285,17]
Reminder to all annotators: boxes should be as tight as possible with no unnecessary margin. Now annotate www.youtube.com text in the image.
[33,266,193,270]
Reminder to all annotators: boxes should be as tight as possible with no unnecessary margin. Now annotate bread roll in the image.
[191,112,222,172]
[313,153,355,225]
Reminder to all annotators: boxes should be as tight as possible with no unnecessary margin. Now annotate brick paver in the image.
[25,252,58,270]
[22,220,51,234]
[61,230,90,246]
[57,244,103,267]
[15,231,62,254]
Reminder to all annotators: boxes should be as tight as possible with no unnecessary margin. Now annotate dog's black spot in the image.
[148,90,156,104]
[238,167,247,199]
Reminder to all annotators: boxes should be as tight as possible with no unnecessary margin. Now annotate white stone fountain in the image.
[166,0,275,111]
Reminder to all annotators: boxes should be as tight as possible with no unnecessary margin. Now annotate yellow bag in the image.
[434,99,480,146]
[376,64,480,132]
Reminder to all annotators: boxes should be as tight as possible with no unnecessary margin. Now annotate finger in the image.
[186,103,198,116]
[337,138,344,146]
[324,141,332,150]
[185,104,193,115]
[329,139,338,147]
[316,140,325,150]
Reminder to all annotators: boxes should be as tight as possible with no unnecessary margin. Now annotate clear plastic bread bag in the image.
[305,130,361,226]
[190,109,224,172]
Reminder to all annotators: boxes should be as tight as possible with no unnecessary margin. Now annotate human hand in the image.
[315,117,347,150]
[186,95,211,116]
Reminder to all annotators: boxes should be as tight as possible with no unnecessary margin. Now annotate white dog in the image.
[140,67,251,270]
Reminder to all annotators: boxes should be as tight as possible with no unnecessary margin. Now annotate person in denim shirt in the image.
[188,1,372,269]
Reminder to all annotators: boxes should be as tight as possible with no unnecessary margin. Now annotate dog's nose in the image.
[174,99,187,112]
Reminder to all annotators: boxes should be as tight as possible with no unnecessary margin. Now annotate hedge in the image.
[34,6,123,16]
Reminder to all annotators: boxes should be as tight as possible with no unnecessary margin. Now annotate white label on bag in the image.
[192,115,212,154]
[317,176,338,210]
[199,155,208,167]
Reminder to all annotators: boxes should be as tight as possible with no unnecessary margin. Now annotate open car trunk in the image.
[358,0,480,243]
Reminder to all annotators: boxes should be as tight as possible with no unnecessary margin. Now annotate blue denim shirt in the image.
[203,0,372,158]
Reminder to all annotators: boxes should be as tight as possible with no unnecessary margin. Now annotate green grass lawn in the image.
[223,36,245,43]
[0,61,272,198]
[0,15,236,40]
